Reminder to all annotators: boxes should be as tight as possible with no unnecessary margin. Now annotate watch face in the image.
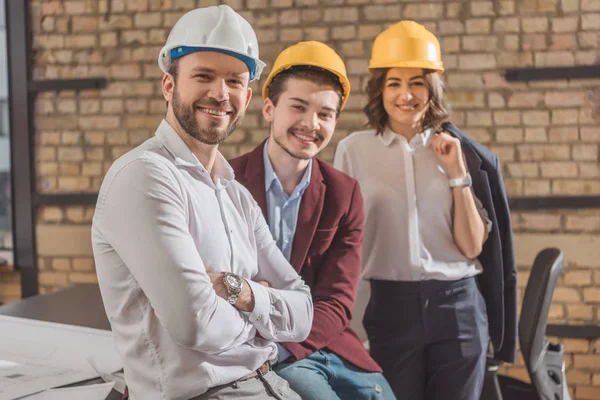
[225,273,242,292]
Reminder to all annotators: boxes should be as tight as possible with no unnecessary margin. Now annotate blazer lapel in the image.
[290,161,326,271]
[241,142,268,218]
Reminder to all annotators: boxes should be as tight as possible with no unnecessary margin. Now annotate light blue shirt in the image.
[263,141,312,263]
[263,141,312,363]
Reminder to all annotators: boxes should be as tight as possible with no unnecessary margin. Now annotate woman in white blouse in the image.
[334,21,492,400]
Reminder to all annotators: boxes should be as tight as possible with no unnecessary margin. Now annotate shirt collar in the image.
[263,140,312,196]
[155,119,234,184]
[377,125,434,148]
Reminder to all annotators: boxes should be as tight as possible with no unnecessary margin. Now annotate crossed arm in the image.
[97,159,312,353]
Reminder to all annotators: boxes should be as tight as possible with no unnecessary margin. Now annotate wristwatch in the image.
[223,272,243,305]
[449,173,472,188]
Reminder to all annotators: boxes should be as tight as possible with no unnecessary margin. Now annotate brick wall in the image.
[2,0,598,397]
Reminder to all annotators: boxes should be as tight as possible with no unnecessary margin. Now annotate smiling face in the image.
[263,78,340,160]
[163,51,252,145]
[382,67,430,134]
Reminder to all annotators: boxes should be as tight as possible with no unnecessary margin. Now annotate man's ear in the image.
[162,73,175,103]
[262,98,275,123]
[245,87,253,109]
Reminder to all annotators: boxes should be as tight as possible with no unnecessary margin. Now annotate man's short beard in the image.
[172,85,244,145]
[272,127,316,161]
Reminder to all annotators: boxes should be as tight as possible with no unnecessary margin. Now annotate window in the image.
[0,0,12,265]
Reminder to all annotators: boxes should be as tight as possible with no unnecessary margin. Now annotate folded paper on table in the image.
[0,315,121,400]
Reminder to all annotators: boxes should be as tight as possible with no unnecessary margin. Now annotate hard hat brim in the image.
[158,44,267,82]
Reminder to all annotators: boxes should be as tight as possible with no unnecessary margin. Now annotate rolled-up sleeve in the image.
[95,157,254,353]
[243,201,313,343]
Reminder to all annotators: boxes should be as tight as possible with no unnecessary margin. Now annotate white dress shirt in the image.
[334,127,491,282]
[92,120,313,400]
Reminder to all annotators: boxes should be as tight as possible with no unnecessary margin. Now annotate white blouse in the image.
[334,126,491,282]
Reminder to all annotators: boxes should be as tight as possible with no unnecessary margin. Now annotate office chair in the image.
[482,247,571,400]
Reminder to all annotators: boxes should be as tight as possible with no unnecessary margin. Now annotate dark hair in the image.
[167,57,180,82]
[165,58,180,107]
[266,65,344,116]
[364,68,450,135]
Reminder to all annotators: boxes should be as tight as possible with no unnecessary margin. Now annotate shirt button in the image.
[374,385,382,393]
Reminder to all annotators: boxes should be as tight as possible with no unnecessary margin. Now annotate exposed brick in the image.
[439,21,464,35]
[39,272,68,286]
[574,354,600,370]
[324,7,358,22]
[445,2,463,18]
[535,51,575,67]
[582,13,600,30]
[522,34,547,50]
[497,128,524,143]
[69,273,98,284]
[523,111,550,126]
[540,162,578,178]
[573,145,598,161]
[471,1,495,16]
[403,4,444,20]
[566,304,594,320]
[462,36,498,52]
[522,17,549,33]
[523,180,551,195]
[507,163,539,178]
[73,258,95,272]
[553,180,600,195]
[583,288,600,303]
[493,17,520,33]
[52,258,71,272]
[509,92,544,108]
[549,127,579,142]
[459,54,497,70]
[525,128,547,143]
[564,270,593,286]
[577,386,600,400]
[361,5,400,21]
[65,35,97,49]
[553,287,583,303]
[446,92,485,108]
[494,111,521,126]
[580,164,600,178]
[552,109,579,125]
[71,16,98,33]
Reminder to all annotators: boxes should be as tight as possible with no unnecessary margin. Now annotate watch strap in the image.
[449,173,472,188]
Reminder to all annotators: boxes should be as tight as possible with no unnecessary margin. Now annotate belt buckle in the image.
[258,360,271,375]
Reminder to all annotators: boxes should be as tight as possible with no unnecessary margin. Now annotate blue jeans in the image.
[274,350,396,400]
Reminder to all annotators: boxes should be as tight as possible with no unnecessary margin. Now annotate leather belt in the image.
[239,360,272,381]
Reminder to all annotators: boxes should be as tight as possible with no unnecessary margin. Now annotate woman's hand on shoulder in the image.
[432,131,467,179]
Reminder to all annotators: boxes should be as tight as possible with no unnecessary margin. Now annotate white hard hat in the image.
[158,5,266,81]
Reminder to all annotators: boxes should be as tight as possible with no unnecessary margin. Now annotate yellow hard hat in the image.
[262,41,351,110]
[369,20,443,74]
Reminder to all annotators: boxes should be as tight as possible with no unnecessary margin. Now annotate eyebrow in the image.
[189,66,247,78]
[289,97,337,113]
[386,75,425,82]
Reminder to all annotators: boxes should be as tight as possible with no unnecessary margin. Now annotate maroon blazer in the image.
[230,143,381,373]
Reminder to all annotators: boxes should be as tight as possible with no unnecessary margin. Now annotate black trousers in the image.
[364,277,488,400]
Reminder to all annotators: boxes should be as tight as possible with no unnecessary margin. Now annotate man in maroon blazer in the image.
[230,41,396,400]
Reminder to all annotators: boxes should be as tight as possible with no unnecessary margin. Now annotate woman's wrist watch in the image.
[449,173,472,188]
[223,272,243,305]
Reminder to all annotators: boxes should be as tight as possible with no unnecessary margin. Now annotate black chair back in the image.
[518,247,568,400]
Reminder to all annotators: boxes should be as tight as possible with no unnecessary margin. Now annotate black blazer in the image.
[444,122,517,363]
